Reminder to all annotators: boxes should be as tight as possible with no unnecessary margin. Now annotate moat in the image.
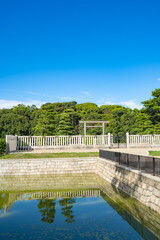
[0,174,160,240]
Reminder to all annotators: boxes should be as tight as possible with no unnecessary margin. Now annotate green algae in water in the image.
[0,174,160,240]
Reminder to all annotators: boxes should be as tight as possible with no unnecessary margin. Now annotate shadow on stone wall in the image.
[111,165,143,198]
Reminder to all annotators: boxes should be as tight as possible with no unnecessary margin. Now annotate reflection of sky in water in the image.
[0,171,159,240]
[0,211,17,218]
[0,196,146,240]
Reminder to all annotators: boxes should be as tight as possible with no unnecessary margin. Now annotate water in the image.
[0,174,160,240]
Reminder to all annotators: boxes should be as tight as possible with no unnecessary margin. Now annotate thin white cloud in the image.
[105,98,115,101]
[158,78,160,81]
[103,100,142,110]
[0,99,45,109]
[104,101,115,105]
[97,98,115,106]
[56,96,78,101]
[56,92,91,102]
[120,100,142,110]
[0,98,142,110]
[26,91,47,97]
[81,92,90,95]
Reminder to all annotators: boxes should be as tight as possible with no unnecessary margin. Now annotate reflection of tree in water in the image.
[59,198,75,223]
[0,193,9,210]
[37,199,56,223]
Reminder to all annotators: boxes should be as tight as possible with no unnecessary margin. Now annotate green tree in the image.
[34,105,56,135]
[107,108,138,135]
[57,109,75,135]
[135,111,155,134]
[0,104,38,138]
[0,112,30,137]
[154,123,160,134]
[100,105,125,121]
[142,88,160,124]
[1,90,160,138]
[76,103,99,115]
[0,139,6,155]
[41,101,77,114]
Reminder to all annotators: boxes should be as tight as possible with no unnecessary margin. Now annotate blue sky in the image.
[0,0,160,109]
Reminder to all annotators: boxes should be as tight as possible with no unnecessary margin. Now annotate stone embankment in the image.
[0,158,97,175]
[96,158,160,213]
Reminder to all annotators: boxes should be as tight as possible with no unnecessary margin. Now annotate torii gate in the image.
[79,121,110,135]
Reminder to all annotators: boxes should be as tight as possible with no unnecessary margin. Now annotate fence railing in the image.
[99,150,160,176]
[17,135,110,150]
[6,133,160,152]
[129,134,160,147]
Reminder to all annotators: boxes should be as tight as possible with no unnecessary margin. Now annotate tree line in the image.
[0,88,160,138]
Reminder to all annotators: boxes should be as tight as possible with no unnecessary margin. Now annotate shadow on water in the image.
[101,190,159,240]
[97,173,160,240]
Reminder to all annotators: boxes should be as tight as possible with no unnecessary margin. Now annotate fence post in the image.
[126,132,129,148]
[5,135,9,154]
[127,154,129,167]
[108,133,111,148]
[118,152,121,164]
[153,157,155,176]
[5,135,18,152]
[152,135,154,147]
[102,135,105,145]
[29,136,31,149]
[138,155,140,170]
[93,136,96,147]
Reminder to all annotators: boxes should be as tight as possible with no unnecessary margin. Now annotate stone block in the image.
[153,188,160,198]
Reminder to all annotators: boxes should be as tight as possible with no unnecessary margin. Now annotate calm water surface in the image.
[0,174,160,240]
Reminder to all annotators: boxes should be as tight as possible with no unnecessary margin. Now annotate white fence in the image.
[6,133,160,152]
[129,134,160,147]
[17,135,110,150]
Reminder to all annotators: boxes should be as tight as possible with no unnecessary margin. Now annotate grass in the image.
[0,152,99,159]
[149,151,160,156]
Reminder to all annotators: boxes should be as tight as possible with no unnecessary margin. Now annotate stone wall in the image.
[96,157,160,213]
[0,158,97,176]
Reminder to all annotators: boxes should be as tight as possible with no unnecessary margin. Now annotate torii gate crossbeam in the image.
[79,121,110,135]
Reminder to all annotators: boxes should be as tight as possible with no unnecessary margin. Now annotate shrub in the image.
[0,139,6,155]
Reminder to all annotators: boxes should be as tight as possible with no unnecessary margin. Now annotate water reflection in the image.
[0,174,160,240]
[0,193,7,210]
[59,198,75,223]
[37,199,56,224]
[0,193,10,213]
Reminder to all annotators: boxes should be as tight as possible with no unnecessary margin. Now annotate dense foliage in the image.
[0,88,160,137]
[0,139,6,155]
